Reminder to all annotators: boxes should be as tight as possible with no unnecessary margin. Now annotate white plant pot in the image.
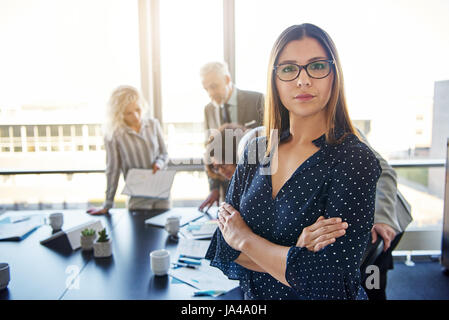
[80,235,96,251]
[93,240,112,258]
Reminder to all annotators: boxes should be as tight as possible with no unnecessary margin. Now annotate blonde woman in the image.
[87,85,169,214]
[206,24,381,300]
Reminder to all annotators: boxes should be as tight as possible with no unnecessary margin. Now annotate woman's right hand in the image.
[86,207,109,216]
[296,216,348,252]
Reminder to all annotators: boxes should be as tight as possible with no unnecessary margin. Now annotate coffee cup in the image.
[49,212,63,231]
[164,216,180,237]
[150,249,170,276]
[0,263,10,291]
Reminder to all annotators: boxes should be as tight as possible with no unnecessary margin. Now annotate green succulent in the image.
[97,228,109,243]
[81,228,96,237]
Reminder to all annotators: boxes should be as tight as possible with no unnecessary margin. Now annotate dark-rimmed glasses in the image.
[274,59,334,81]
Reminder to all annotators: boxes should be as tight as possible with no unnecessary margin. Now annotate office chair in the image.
[360,236,384,275]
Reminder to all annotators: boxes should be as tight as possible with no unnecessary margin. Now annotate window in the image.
[88,125,97,137]
[37,126,47,137]
[62,126,71,137]
[0,0,141,207]
[0,126,9,138]
[75,125,83,137]
[159,0,224,159]
[12,126,21,138]
[26,126,35,137]
[50,126,59,137]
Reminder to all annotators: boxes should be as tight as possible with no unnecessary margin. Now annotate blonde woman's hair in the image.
[264,23,358,155]
[104,85,149,140]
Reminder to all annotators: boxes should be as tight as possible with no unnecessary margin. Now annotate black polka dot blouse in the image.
[205,129,382,300]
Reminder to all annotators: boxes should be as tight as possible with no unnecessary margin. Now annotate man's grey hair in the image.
[200,61,231,79]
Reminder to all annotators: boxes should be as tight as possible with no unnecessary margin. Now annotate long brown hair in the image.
[264,23,358,154]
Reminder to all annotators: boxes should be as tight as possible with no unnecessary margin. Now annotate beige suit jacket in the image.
[204,88,264,132]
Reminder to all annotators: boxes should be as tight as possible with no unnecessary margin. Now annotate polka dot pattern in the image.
[206,129,381,300]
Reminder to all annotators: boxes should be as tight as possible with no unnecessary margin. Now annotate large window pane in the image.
[0,0,140,207]
[159,0,224,159]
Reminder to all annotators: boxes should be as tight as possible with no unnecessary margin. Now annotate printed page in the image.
[122,168,176,199]
[168,258,239,292]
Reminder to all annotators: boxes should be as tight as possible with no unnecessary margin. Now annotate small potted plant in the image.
[93,228,112,258]
[80,228,97,251]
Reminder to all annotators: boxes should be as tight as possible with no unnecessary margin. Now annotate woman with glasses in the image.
[206,23,381,300]
[87,85,169,215]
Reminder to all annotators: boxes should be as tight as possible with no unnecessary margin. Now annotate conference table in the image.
[0,208,243,300]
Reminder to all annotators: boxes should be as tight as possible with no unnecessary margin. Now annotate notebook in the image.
[0,215,45,241]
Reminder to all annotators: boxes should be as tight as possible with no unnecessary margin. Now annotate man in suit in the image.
[199,61,264,212]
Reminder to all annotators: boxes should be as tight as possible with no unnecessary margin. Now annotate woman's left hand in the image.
[217,203,254,251]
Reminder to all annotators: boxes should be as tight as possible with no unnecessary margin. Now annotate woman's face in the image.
[123,101,142,128]
[275,37,334,120]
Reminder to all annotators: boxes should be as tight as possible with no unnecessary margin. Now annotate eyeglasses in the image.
[274,59,334,81]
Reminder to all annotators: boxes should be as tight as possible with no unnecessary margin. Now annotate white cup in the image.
[150,249,170,276]
[164,216,180,237]
[0,263,10,291]
[49,212,63,231]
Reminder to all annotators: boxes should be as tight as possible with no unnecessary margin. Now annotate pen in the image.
[179,254,202,260]
[178,258,202,266]
[171,262,198,269]
[193,290,226,297]
[203,207,213,220]
[13,217,30,223]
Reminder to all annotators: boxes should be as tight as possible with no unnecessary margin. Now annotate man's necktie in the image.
[221,103,231,124]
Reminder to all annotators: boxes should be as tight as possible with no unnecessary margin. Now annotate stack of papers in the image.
[168,238,239,295]
[169,258,239,292]
[179,220,218,240]
[175,238,211,259]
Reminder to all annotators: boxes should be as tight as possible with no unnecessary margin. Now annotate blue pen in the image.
[179,254,202,260]
[193,290,225,297]
[171,262,198,269]
[178,257,201,265]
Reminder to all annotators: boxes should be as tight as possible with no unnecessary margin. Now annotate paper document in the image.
[168,258,239,292]
[179,220,218,240]
[176,238,211,259]
[0,214,45,241]
[122,168,176,199]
